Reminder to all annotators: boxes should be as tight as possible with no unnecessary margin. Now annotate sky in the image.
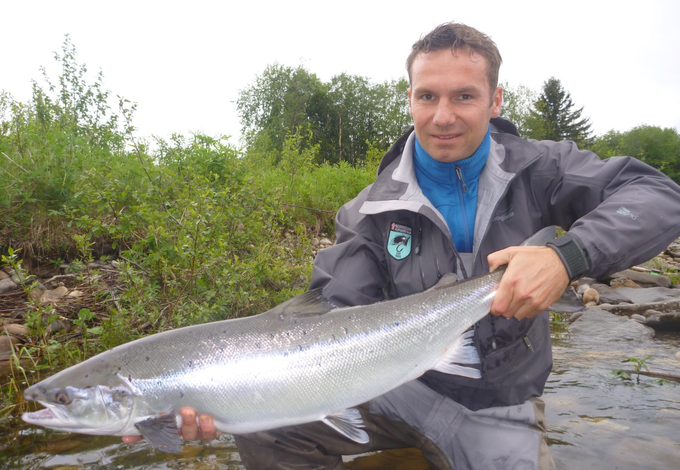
[2,0,679,146]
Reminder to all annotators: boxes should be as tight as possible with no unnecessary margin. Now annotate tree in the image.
[238,65,411,166]
[526,77,593,147]
[589,125,680,183]
[499,82,538,138]
[236,64,324,153]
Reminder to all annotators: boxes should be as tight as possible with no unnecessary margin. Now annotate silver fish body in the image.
[22,269,502,447]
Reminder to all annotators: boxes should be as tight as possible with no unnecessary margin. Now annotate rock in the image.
[610,277,642,289]
[568,308,655,343]
[87,261,107,269]
[0,278,17,294]
[46,319,71,336]
[40,285,69,304]
[614,287,680,304]
[28,287,44,303]
[598,298,680,317]
[589,283,632,304]
[110,260,120,268]
[311,238,320,247]
[576,284,590,295]
[568,311,584,323]
[643,309,664,318]
[59,264,70,274]
[237,223,246,231]
[0,335,21,354]
[676,351,680,362]
[319,238,332,246]
[643,312,680,330]
[1,323,30,337]
[630,314,647,323]
[609,270,672,288]
[0,270,8,280]
[582,288,599,305]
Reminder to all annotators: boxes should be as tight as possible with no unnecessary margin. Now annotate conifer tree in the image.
[527,77,593,146]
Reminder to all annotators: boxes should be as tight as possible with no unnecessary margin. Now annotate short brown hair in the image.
[406,22,502,92]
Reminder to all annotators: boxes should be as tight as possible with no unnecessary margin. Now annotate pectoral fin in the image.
[134,411,181,453]
[322,408,369,444]
[433,330,481,379]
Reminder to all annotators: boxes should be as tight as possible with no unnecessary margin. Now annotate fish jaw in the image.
[22,383,137,436]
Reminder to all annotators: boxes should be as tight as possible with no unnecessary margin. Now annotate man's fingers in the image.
[198,414,217,442]
[487,247,513,272]
[121,435,143,444]
[491,274,513,317]
[180,407,199,441]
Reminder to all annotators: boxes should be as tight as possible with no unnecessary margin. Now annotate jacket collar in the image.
[360,120,543,273]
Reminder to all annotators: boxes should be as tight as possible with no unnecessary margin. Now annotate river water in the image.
[1,310,678,469]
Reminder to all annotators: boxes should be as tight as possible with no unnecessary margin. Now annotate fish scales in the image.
[22,269,502,440]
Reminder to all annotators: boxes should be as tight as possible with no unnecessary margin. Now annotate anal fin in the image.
[134,410,182,453]
[433,330,481,379]
[322,408,369,444]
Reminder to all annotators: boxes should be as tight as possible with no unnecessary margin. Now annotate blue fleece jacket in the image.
[413,126,491,253]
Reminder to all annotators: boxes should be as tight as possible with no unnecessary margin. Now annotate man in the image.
[124,22,680,469]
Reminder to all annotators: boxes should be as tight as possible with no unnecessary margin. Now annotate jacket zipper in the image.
[455,165,472,252]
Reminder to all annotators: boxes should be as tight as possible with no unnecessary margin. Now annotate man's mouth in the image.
[433,133,462,140]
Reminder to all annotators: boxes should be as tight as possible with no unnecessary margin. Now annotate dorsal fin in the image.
[429,272,461,292]
[264,288,337,320]
[521,226,558,246]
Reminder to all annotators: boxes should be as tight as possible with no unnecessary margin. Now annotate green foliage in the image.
[526,77,593,147]
[499,82,540,138]
[0,35,129,260]
[614,355,652,384]
[589,125,680,183]
[237,64,410,165]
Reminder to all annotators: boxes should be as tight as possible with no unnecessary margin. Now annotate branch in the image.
[621,369,680,383]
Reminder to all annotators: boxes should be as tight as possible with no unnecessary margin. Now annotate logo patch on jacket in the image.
[388,222,412,260]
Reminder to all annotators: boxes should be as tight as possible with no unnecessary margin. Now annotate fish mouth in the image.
[22,406,67,427]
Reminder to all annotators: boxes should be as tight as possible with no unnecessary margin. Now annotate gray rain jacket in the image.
[309,118,680,411]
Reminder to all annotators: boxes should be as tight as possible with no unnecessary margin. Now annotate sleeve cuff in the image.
[546,233,591,282]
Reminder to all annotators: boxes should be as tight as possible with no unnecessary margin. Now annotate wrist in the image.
[546,233,590,282]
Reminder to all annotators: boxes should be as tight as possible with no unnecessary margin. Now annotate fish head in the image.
[22,360,138,435]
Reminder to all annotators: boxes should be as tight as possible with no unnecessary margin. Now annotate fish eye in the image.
[54,390,71,405]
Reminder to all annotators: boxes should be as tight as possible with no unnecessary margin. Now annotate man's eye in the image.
[421,94,435,101]
[459,94,473,100]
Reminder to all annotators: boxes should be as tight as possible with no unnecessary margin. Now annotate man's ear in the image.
[491,86,502,118]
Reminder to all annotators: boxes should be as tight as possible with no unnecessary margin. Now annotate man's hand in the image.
[121,407,218,445]
[488,246,569,320]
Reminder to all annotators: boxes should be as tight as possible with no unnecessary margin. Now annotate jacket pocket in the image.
[480,315,550,388]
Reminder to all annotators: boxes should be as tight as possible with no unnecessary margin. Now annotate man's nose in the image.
[432,100,456,127]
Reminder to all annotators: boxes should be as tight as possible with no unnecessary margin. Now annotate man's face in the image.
[408,47,502,163]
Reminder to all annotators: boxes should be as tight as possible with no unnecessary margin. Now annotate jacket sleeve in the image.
[535,139,680,279]
[308,187,389,307]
